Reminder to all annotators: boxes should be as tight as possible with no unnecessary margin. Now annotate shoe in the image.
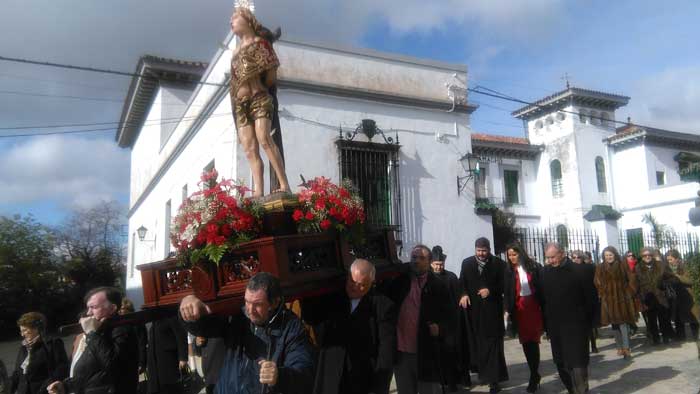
[526,374,541,393]
[489,383,501,393]
[622,348,632,359]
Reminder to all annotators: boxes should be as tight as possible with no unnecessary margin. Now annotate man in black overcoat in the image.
[147,316,189,394]
[430,246,464,392]
[541,243,596,394]
[302,258,396,394]
[386,244,452,394]
[458,237,508,394]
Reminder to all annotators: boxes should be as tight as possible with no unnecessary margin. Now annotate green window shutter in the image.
[504,170,519,204]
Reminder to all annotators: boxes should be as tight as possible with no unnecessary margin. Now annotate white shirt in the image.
[70,334,87,379]
[517,265,532,297]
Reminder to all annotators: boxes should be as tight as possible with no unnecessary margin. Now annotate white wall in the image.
[124,39,490,307]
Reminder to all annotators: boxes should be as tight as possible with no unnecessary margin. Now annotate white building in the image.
[471,86,700,251]
[116,36,493,307]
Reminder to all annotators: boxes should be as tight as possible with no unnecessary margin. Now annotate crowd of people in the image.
[1,239,698,394]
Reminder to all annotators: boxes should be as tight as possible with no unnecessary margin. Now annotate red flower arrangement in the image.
[170,169,263,265]
[293,177,365,240]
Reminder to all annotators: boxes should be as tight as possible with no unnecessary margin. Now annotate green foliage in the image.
[687,253,700,305]
[492,209,517,255]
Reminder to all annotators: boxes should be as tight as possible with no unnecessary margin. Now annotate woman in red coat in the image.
[504,244,544,393]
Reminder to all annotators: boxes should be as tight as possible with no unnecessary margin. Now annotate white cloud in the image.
[623,66,700,134]
[0,135,129,209]
[258,0,567,44]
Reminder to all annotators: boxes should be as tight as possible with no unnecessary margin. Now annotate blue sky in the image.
[1,0,698,225]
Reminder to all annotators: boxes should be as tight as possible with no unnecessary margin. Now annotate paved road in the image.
[1,328,698,393]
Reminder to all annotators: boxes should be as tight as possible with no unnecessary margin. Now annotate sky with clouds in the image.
[1,0,698,224]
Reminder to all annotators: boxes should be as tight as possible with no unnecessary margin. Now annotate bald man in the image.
[302,259,396,394]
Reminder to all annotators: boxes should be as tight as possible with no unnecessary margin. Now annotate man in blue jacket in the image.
[179,272,314,394]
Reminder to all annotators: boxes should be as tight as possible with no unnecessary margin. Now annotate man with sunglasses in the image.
[302,259,396,394]
[386,244,451,394]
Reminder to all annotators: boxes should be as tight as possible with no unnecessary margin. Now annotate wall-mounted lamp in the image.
[457,153,480,196]
[136,225,156,243]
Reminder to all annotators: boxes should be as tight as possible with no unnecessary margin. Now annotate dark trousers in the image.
[644,307,674,343]
[556,364,588,394]
[394,352,442,394]
[674,317,700,340]
[522,342,540,381]
[589,328,598,352]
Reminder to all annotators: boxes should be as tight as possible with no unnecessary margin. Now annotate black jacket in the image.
[503,262,544,334]
[64,325,139,394]
[385,266,451,382]
[10,337,68,394]
[302,289,396,394]
[181,307,314,394]
[541,259,595,368]
[147,316,188,393]
[459,255,507,338]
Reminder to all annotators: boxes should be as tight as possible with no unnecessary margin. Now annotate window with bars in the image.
[503,169,520,205]
[336,140,401,231]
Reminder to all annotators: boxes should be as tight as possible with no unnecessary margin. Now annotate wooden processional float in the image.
[60,194,402,335]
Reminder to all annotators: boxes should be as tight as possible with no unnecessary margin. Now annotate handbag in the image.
[178,365,205,394]
[663,283,677,301]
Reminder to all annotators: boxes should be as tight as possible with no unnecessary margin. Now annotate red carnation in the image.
[292,209,304,222]
[320,219,332,230]
[305,211,315,221]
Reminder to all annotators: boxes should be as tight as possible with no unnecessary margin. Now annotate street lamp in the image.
[457,153,480,196]
[136,225,155,243]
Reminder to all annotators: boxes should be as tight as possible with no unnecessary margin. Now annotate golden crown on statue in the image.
[235,0,255,12]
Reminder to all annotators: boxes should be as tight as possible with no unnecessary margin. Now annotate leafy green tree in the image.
[0,215,65,338]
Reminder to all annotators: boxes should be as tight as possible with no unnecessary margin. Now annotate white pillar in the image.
[590,219,619,250]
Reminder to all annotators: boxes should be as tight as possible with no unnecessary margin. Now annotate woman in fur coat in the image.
[594,246,638,359]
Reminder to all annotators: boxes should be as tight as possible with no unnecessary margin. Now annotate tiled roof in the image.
[471,133,530,145]
[512,86,630,120]
[606,123,700,149]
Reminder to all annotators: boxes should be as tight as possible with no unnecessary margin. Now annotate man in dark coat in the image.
[302,258,396,394]
[47,287,139,394]
[459,237,508,394]
[430,246,465,392]
[196,336,226,394]
[541,243,595,394]
[179,272,314,394]
[147,316,189,394]
[386,244,452,394]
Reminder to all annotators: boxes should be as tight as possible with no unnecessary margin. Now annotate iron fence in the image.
[505,227,601,264]
[619,229,700,258]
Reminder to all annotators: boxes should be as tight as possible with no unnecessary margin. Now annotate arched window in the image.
[556,112,566,121]
[589,110,599,125]
[579,109,587,123]
[595,156,607,193]
[545,116,554,126]
[550,159,563,198]
[556,224,569,249]
[535,120,543,130]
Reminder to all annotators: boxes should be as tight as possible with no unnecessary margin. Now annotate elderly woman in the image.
[636,247,675,344]
[666,250,700,341]
[10,312,68,394]
[594,246,638,359]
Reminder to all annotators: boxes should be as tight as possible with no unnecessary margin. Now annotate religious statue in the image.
[230,0,290,197]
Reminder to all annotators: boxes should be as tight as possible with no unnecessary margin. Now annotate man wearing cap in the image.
[431,246,467,392]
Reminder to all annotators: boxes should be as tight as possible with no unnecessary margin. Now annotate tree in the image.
[55,201,127,297]
[492,209,517,255]
[0,215,66,338]
[642,213,672,248]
